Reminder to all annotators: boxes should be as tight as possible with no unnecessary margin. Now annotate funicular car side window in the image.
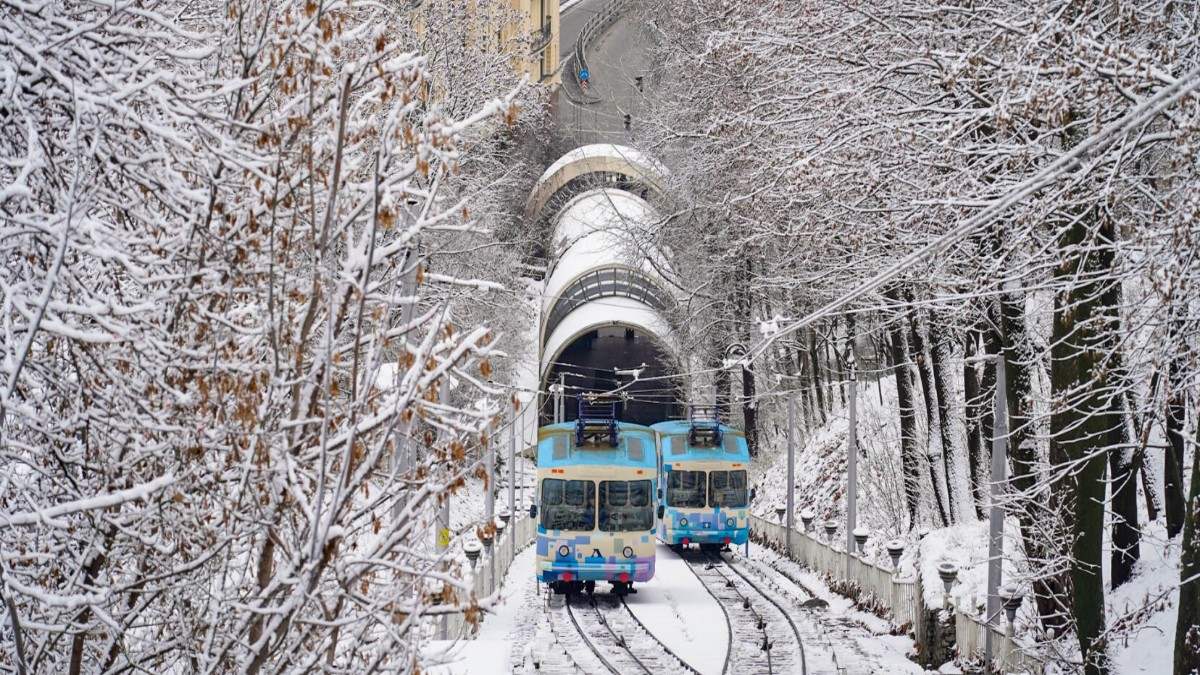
[541,478,595,531]
[708,469,748,508]
[599,480,654,531]
[666,470,706,508]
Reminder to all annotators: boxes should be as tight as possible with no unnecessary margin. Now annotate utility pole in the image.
[485,417,494,527]
[786,389,796,553]
[557,373,566,423]
[436,380,451,558]
[985,355,1009,667]
[507,399,516,517]
[520,398,528,509]
[390,234,421,523]
[846,346,858,580]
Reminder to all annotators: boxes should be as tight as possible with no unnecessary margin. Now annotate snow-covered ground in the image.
[621,545,729,675]
[748,369,1188,674]
[425,539,930,673]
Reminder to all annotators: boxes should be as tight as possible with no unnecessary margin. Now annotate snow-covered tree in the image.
[0,0,521,671]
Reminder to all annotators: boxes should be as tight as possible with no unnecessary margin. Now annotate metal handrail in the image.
[570,0,636,100]
[530,22,553,55]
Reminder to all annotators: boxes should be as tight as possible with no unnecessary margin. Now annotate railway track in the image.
[680,548,809,674]
[542,592,701,674]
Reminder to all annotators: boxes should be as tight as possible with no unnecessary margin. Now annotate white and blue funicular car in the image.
[531,397,659,595]
[653,407,752,552]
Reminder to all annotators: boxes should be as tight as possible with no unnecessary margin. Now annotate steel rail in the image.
[714,552,809,675]
[562,595,630,674]
[616,596,704,674]
[579,596,655,674]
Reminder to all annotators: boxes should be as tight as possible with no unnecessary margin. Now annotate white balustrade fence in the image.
[954,609,1043,675]
[750,514,1042,674]
[750,516,922,633]
[440,513,537,640]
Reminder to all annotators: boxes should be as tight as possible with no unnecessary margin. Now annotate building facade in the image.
[510,0,561,85]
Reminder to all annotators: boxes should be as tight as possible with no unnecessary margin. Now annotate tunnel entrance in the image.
[543,326,680,426]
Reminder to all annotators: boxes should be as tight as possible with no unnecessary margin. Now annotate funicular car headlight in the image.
[727,518,736,527]
[622,546,634,559]
[678,517,688,527]
[557,545,570,557]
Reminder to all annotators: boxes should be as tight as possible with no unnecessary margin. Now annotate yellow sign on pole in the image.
[437,529,450,547]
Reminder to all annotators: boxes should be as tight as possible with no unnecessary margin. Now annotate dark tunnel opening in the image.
[542,326,681,427]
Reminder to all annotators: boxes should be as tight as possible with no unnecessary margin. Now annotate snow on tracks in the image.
[678,548,809,674]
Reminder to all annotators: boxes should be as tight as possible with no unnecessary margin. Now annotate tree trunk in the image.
[1050,214,1112,675]
[875,330,887,405]
[932,314,970,523]
[715,352,731,415]
[1175,413,1200,673]
[742,363,758,455]
[1165,314,1187,538]
[1105,284,1139,590]
[739,256,758,453]
[809,327,827,423]
[995,286,1072,622]
[1137,445,1162,523]
[999,289,1037,519]
[964,326,987,520]
[829,318,846,408]
[1128,379,1163,521]
[1108,408,1139,589]
[799,342,816,429]
[885,286,921,528]
[909,304,949,527]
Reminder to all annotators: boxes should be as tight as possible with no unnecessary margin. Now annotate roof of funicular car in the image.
[650,420,751,463]
[537,422,658,469]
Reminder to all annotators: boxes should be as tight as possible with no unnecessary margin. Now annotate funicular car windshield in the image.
[666,470,706,508]
[540,478,595,531]
[599,480,654,531]
[708,469,748,508]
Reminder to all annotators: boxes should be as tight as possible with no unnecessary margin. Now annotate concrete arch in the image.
[532,148,683,423]
[540,188,676,349]
[547,187,661,262]
[540,297,676,380]
[543,264,673,343]
[524,144,670,225]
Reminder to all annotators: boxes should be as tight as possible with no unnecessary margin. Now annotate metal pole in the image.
[390,236,421,523]
[485,420,495,526]
[558,374,566,424]
[846,349,858,582]
[436,380,451,558]
[520,402,527,509]
[786,390,795,554]
[508,400,516,516]
[985,355,1009,667]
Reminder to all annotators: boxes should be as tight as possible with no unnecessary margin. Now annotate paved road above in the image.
[554,4,654,148]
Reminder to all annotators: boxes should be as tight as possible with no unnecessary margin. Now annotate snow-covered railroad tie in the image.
[679,549,808,674]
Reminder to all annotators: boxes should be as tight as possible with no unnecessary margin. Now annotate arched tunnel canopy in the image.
[540,299,682,426]
[541,188,675,343]
[532,149,680,426]
[543,265,672,343]
[524,144,669,225]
